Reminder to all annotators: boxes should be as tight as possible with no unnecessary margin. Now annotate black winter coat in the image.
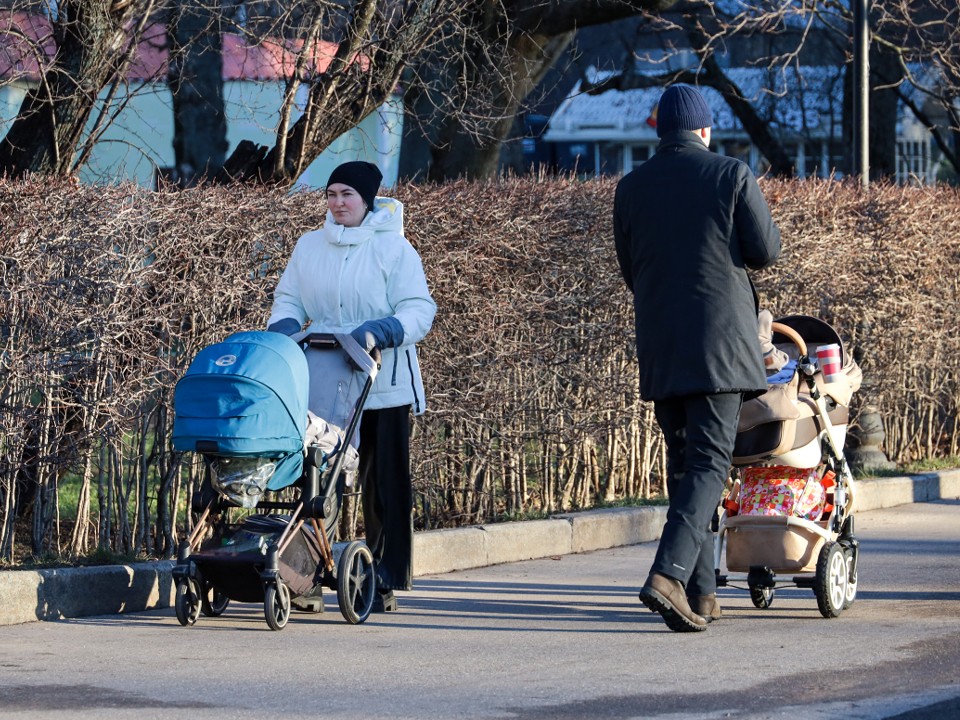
[613,131,781,401]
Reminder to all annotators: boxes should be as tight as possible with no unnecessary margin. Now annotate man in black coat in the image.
[613,84,781,632]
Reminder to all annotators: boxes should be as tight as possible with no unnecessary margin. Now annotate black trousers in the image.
[651,392,743,597]
[359,405,414,591]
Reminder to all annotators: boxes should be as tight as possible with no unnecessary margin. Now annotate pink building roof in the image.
[0,11,344,83]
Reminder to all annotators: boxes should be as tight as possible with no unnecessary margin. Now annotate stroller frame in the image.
[715,321,861,619]
[172,333,380,630]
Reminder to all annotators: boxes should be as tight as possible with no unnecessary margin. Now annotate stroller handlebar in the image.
[770,322,807,357]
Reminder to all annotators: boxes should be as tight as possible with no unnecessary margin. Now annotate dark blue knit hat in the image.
[656,84,713,138]
[326,161,383,211]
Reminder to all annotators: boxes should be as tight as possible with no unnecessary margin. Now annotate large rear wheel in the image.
[843,545,859,609]
[337,541,376,624]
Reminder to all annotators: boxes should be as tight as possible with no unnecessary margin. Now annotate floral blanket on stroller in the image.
[737,465,836,521]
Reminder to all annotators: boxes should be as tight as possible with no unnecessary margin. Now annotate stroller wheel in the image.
[337,541,376,625]
[264,581,291,631]
[749,585,775,609]
[815,542,847,618]
[175,578,202,626]
[201,583,230,617]
[843,545,859,609]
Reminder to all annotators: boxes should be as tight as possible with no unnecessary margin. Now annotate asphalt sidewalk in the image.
[1,470,958,626]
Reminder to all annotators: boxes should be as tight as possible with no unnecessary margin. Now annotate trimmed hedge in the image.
[0,176,957,563]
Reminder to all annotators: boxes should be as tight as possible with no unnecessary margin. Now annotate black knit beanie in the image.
[326,161,383,212]
[656,84,714,138]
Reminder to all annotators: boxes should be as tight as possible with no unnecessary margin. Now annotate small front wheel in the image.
[264,581,291,631]
[337,541,376,624]
[175,578,202,626]
[843,545,859,609]
[201,583,230,617]
[815,542,847,618]
[749,584,775,609]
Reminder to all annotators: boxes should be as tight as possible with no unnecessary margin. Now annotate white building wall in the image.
[0,81,403,189]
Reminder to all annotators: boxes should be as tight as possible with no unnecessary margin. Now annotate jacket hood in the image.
[322,197,404,246]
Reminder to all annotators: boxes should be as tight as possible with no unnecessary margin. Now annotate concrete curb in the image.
[2,471,958,626]
[0,561,177,627]
[412,505,669,576]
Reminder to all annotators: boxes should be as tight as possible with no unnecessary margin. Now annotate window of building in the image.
[802,141,824,178]
[626,144,653,171]
[598,142,622,176]
[721,141,752,166]
[897,139,931,185]
[828,141,846,178]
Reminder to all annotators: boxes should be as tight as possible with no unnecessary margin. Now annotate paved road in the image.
[1,500,958,720]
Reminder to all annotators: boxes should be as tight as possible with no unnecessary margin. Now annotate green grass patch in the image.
[854,456,960,478]
[901,456,960,473]
[494,494,668,524]
[6,546,149,571]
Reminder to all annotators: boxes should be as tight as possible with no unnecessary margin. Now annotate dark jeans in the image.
[359,405,414,592]
[651,392,743,597]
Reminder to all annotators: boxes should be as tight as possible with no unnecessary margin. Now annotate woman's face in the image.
[326,183,367,227]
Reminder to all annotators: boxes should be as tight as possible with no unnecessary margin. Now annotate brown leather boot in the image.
[638,572,708,632]
[688,594,721,623]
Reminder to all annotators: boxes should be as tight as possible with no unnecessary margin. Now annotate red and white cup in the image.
[815,344,843,384]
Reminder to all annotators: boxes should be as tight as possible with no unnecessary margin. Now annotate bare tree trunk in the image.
[425,30,575,181]
[0,0,151,177]
[215,0,410,187]
[869,44,902,180]
[403,0,679,181]
[168,0,228,186]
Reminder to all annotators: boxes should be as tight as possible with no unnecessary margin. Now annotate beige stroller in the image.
[715,315,862,618]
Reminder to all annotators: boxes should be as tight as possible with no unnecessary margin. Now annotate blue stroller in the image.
[171,330,378,630]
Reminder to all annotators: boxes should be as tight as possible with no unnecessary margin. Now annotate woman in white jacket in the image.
[268,161,436,612]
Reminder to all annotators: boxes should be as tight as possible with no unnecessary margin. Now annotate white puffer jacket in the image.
[268,198,436,414]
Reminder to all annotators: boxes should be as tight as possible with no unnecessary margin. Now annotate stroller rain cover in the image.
[172,331,309,490]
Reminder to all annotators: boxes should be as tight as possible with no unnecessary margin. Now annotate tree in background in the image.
[557,0,960,181]
[398,0,680,182]
[211,0,468,186]
[167,0,227,186]
[869,0,960,180]
[0,0,525,187]
[0,0,161,177]
[0,1,955,186]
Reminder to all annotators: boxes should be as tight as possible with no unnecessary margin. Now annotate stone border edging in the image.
[1,471,957,626]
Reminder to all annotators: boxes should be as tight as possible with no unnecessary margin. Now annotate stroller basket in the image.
[724,514,832,573]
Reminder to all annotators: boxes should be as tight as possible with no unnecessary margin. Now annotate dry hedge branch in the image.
[0,175,957,564]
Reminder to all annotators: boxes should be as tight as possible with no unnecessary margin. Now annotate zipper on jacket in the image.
[405,348,421,413]
[391,348,399,386]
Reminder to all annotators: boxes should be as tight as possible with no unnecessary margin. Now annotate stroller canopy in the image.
[173,331,309,489]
